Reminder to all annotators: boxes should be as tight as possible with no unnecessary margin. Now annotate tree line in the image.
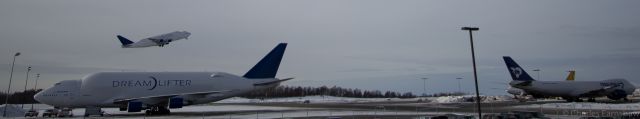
[1,86,467,104]
[0,89,41,104]
[242,85,466,99]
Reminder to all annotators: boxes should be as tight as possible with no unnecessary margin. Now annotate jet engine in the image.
[168,97,183,109]
[127,101,143,112]
[607,90,627,100]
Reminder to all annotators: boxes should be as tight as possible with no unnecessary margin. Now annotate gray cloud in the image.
[1,0,639,95]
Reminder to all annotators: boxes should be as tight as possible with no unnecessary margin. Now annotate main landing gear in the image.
[145,106,170,115]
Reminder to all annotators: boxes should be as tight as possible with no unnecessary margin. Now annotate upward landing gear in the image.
[145,106,170,115]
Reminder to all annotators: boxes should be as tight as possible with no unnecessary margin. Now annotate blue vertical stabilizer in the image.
[243,43,287,79]
[503,56,535,81]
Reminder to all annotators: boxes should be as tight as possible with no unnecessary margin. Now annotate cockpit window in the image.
[54,83,61,86]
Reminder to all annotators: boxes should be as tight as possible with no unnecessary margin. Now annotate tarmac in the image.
[8,97,640,118]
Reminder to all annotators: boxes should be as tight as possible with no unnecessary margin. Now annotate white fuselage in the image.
[511,79,636,98]
[124,31,190,48]
[34,72,278,108]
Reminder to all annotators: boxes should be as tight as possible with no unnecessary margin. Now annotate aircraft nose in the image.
[33,91,45,103]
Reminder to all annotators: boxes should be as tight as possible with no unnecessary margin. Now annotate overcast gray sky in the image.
[1,0,639,95]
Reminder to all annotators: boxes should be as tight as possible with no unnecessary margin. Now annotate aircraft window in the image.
[54,83,61,86]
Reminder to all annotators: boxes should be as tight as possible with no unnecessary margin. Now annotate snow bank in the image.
[218,95,514,104]
[0,104,26,117]
[216,96,418,104]
[433,95,514,103]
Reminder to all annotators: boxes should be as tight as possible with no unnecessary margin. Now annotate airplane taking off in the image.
[503,56,636,102]
[117,31,191,48]
[34,43,290,116]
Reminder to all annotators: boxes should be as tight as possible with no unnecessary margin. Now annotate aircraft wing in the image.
[146,31,191,46]
[112,90,231,104]
[572,84,621,97]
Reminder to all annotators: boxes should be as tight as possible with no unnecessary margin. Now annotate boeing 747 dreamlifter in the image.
[34,43,291,116]
[117,31,191,48]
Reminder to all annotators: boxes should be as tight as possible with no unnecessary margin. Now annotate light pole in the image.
[22,66,31,108]
[456,78,463,93]
[461,26,482,118]
[3,52,20,117]
[420,78,428,97]
[532,69,540,80]
[31,73,39,110]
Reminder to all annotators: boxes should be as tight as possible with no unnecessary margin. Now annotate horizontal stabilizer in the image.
[253,78,294,86]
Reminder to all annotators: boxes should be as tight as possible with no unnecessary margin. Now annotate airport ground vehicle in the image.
[42,109,58,117]
[57,108,73,117]
[24,110,38,117]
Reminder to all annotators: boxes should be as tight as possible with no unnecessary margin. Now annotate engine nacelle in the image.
[607,90,627,100]
[169,97,183,109]
[127,101,143,112]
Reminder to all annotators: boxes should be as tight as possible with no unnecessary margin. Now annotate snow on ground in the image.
[514,102,640,110]
[216,95,516,104]
[215,95,420,104]
[433,95,514,103]
[0,104,26,117]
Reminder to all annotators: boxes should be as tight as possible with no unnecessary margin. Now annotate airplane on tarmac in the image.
[117,31,191,48]
[34,43,291,116]
[503,56,636,102]
[507,70,576,101]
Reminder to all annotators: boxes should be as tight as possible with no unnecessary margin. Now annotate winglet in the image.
[503,56,535,81]
[117,35,134,46]
[243,43,287,79]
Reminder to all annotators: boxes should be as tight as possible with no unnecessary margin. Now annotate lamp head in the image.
[461,27,479,31]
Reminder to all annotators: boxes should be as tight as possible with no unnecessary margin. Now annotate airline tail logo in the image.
[510,67,523,79]
[503,56,534,81]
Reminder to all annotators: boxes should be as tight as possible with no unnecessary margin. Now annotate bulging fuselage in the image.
[121,31,191,48]
[34,72,278,108]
